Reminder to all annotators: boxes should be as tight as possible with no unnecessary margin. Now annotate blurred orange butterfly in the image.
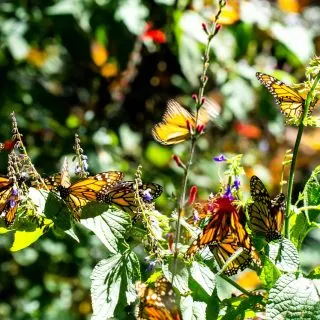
[152,99,220,145]
[248,175,285,242]
[39,160,124,220]
[0,176,19,226]
[256,72,313,120]
[97,181,163,215]
[136,276,182,320]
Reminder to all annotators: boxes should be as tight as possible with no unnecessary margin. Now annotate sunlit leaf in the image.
[180,295,207,320]
[267,273,320,319]
[259,256,281,290]
[90,248,140,319]
[81,204,131,254]
[266,238,299,272]
[190,261,215,296]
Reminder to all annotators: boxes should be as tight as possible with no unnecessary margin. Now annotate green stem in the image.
[219,274,253,297]
[285,72,320,239]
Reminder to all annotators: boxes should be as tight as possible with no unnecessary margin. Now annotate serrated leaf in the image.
[90,249,140,319]
[259,256,281,290]
[180,296,207,320]
[162,260,190,294]
[266,238,299,272]
[267,273,320,319]
[190,261,215,296]
[81,204,131,254]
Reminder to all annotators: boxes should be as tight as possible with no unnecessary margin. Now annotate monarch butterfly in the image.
[152,99,220,145]
[136,276,182,320]
[185,197,248,258]
[0,176,19,226]
[209,231,259,276]
[248,175,286,242]
[39,161,124,220]
[97,181,163,214]
[256,72,313,120]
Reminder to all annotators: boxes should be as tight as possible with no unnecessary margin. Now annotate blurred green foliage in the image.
[1,0,320,319]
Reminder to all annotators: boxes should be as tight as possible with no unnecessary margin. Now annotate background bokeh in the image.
[1,0,320,319]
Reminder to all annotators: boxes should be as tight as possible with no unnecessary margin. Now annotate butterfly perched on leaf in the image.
[136,276,182,320]
[152,98,220,145]
[97,181,163,215]
[256,72,314,121]
[185,197,248,258]
[0,176,20,226]
[209,231,259,276]
[38,160,124,220]
[248,175,286,242]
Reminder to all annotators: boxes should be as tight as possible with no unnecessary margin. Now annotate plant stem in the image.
[171,2,226,281]
[285,72,320,239]
[220,274,253,297]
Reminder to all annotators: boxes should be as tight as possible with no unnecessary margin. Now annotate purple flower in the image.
[146,260,156,272]
[214,154,227,162]
[193,210,200,222]
[9,199,15,208]
[233,177,240,190]
[223,185,233,200]
[12,184,18,196]
[142,189,153,202]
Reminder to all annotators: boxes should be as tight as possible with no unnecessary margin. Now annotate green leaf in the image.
[162,260,190,294]
[10,224,49,252]
[190,261,216,296]
[266,238,299,272]
[308,267,320,279]
[221,295,263,320]
[290,211,313,251]
[81,204,131,254]
[90,248,140,319]
[180,296,207,320]
[303,165,320,222]
[145,142,172,167]
[259,256,281,290]
[44,192,72,230]
[267,273,320,319]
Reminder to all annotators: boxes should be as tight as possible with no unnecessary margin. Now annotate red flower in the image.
[141,23,166,44]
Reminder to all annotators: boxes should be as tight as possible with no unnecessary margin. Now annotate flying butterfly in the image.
[185,197,248,258]
[136,276,182,320]
[248,175,286,242]
[256,72,314,120]
[97,181,163,214]
[0,176,20,226]
[39,160,124,220]
[152,98,220,145]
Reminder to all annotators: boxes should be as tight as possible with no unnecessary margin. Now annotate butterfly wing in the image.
[136,277,182,320]
[98,181,163,214]
[0,177,18,226]
[197,98,220,126]
[152,99,195,145]
[210,232,253,276]
[248,175,284,241]
[256,72,306,119]
[67,171,124,211]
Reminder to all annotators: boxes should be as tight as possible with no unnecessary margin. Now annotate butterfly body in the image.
[136,276,182,320]
[248,176,285,242]
[40,166,124,219]
[256,72,313,120]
